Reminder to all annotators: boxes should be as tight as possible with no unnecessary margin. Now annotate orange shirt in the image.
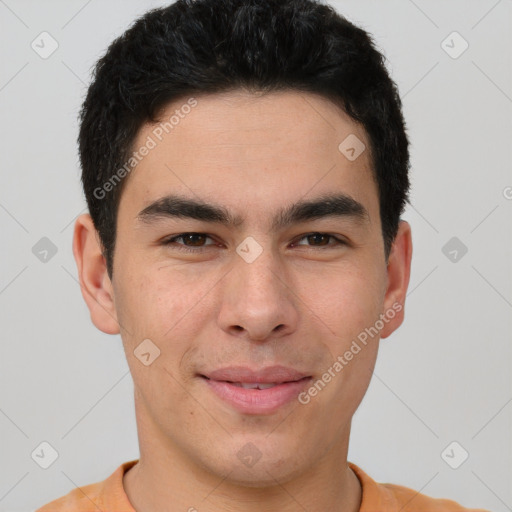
[35,459,489,511]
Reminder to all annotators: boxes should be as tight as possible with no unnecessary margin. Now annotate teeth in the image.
[239,382,259,389]
[231,382,279,389]
[256,383,278,389]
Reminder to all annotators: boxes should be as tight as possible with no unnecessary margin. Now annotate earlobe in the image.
[72,213,120,335]
[380,220,413,339]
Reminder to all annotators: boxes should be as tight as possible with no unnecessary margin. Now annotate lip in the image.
[199,366,312,415]
[203,365,309,383]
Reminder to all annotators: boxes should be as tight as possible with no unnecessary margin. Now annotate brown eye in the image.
[162,233,216,252]
[293,232,345,248]
[179,233,209,246]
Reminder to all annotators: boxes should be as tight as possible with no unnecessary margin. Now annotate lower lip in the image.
[202,376,312,415]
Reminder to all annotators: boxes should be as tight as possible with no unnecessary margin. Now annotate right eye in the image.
[161,233,218,253]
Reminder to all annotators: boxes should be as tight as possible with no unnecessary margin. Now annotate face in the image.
[74,90,411,486]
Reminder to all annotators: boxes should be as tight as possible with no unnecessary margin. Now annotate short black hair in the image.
[78,0,410,278]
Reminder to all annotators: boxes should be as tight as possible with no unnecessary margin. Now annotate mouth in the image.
[209,380,295,390]
[198,366,312,414]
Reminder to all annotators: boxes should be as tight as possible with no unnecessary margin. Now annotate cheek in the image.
[115,264,215,349]
[115,267,206,410]
[296,263,385,340]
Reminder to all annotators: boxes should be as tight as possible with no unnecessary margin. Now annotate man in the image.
[36,0,489,510]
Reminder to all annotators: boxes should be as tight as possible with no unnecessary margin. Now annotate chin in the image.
[196,438,310,488]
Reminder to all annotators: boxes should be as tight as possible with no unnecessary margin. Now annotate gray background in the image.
[0,0,511,510]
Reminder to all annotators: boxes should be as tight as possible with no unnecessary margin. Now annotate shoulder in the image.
[34,460,138,512]
[349,462,490,512]
[35,480,104,512]
[381,481,490,511]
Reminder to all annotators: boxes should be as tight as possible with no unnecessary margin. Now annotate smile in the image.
[200,374,312,414]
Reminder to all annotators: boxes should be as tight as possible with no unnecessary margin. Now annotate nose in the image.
[217,242,299,342]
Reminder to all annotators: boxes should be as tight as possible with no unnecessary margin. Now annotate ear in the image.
[380,220,412,339]
[72,213,120,335]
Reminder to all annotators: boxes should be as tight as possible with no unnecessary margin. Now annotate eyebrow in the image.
[136,192,370,231]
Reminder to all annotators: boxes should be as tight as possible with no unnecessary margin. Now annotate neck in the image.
[123,398,362,512]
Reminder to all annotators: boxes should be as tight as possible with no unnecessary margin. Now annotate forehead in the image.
[119,90,379,227]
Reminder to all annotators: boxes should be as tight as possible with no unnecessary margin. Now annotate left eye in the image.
[292,233,345,248]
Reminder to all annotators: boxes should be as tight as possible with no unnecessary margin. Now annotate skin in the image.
[73,90,412,512]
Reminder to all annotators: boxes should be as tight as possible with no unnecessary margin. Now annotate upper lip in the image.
[201,365,310,383]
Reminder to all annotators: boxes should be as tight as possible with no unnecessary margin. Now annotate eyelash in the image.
[161,232,347,253]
